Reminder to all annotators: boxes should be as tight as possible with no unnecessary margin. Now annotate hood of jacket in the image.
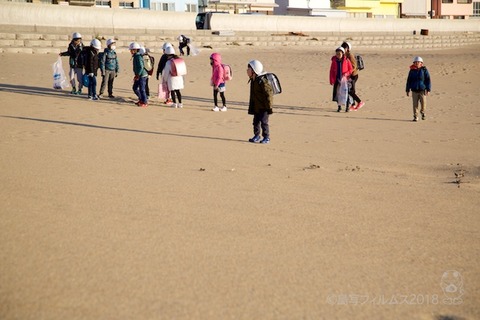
[210,53,222,66]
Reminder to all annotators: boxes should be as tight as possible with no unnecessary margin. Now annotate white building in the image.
[274,0,347,17]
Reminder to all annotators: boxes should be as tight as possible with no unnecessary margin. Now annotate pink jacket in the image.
[329,56,353,85]
[210,53,224,87]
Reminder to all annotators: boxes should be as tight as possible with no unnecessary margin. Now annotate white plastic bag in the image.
[336,75,348,105]
[187,43,200,56]
[53,56,69,89]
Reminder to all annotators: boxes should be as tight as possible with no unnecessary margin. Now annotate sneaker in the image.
[134,100,141,106]
[356,101,365,110]
[337,106,341,112]
[172,103,177,108]
[178,103,183,108]
[220,106,227,112]
[413,117,418,122]
[108,95,115,98]
[260,137,270,144]
[345,106,350,113]
[92,96,99,101]
[212,106,220,112]
[97,94,103,99]
[76,90,82,95]
[421,113,426,120]
[70,87,77,94]
[87,95,92,100]
[138,103,148,108]
[249,135,261,143]
[164,99,173,105]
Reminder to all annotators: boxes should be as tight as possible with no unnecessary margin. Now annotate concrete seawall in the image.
[1,2,480,54]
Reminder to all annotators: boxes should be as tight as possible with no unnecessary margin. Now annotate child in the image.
[329,47,353,112]
[99,38,119,99]
[177,35,190,56]
[162,46,185,108]
[340,41,365,111]
[210,53,227,112]
[84,39,101,100]
[406,56,431,121]
[129,42,148,107]
[59,32,84,94]
[247,59,273,144]
[140,47,155,99]
[156,42,173,104]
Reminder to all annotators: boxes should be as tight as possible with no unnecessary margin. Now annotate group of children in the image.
[60,33,120,101]
[330,41,431,121]
[60,32,432,145]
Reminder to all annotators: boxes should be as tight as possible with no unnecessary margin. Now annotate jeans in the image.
[252,111,270,138]
[133,76,148,104]
[87,75,97,98]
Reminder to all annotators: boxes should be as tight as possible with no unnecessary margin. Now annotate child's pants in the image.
[412,90,426,118]
[100,70,116,96]
[87,75,97,98]
[253,111,270,138]
[69,67,83,91]
[133,76,148,104]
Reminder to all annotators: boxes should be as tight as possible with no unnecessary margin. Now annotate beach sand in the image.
[0,45,479,319]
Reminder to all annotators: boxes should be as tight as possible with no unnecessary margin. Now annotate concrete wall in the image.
[1,1,480,35]
[0,2,198,32]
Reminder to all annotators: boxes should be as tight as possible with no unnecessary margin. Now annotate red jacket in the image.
[329,56,353,85]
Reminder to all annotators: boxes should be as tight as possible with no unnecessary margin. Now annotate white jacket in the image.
[162,59,184,91]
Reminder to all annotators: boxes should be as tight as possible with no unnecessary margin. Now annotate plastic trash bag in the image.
[188,43,200,56]
[336,75,348,105]
[53,56,69,89]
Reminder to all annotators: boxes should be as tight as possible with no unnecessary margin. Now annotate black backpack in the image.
[356,55,365,71]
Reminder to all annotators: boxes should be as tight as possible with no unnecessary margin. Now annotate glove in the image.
[88,73,94,77]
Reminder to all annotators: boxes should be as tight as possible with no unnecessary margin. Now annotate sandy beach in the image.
[0,44,479,319]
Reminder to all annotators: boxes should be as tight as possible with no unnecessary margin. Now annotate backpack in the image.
[143,54,153,73]
[260,73,282,95]
[170,58,187,76]
[356,55,364,71]
[222,64,233,81]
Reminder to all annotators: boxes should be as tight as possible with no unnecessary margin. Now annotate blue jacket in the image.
[100,48,119,73]
[406,65,431,92]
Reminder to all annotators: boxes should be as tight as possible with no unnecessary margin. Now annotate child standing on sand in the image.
[406,56,431,121]
[129,42,148,108]
[84,39,101,100]
[162,46,185,108]
[210,53,227,112]
[59,32,84,95]
[247,59,273,144]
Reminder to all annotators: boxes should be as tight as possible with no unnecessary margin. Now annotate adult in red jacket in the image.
[329,47,353,112]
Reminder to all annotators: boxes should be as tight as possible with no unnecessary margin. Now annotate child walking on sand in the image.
[329,47,353,112]
[247,60,273,144]
[340,41,365,111]
[162,46,185,108]
[210,53,227,112]
[59,32,84,95]
[156,42,173,104]
[406,56,431,121]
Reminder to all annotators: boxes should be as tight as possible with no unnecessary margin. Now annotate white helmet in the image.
[162,42,172,50]
[106,38,116,46]
[72,32,82,39]
[342,41,352,50]
[177,35,183,41]
[139,46,146,55]
[413,56,423,63]
[248,60,263,75]
[129,42,141,50]
[336,47,345,54]
[165,46,175,55]
[90,39,101,50]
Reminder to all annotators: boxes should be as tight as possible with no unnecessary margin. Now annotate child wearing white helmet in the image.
[99,38,119,99]
[247,59,273,144]
[161,46,185,108]
[341,41,365,111]
[406,56,431,121]
[129,42,149,107]
[329,47,353,112]
[157,43,173,104]
[177,35,191,56]
[84,38,102,100]
[59,32,84,94]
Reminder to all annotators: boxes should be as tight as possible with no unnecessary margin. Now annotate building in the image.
[331,0,404,18]
[274,0,347,16]
[401,0,476,19]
